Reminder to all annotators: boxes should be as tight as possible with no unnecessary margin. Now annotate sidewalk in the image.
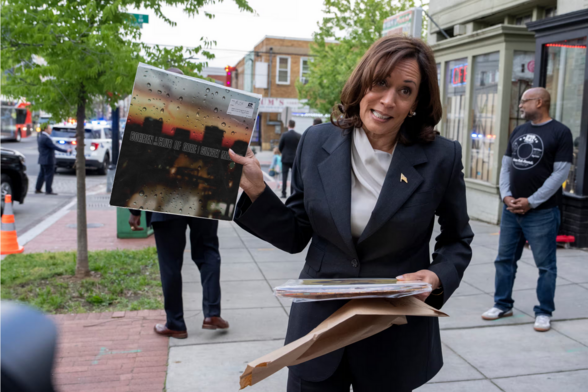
[20,188,588,391]
[167,208,588,391]
[51,310,168,392]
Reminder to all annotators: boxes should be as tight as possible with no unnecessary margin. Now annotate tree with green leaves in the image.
[1,0,252,277]
[298,0,427,115]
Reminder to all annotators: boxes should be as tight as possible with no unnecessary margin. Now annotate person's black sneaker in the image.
[35,190,43,194]
[46,192,58,195]
[281,194,287,199]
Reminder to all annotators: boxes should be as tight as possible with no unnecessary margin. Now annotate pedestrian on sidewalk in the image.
[230,35,473,392]
[269,147,282,191]
[278,120,301,199]
[35,123,70,195]
[482,87,573,333]
[128,67,229,340]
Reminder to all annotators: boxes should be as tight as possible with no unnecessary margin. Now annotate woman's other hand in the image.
[396,270,440,302]
[229,148,266,202]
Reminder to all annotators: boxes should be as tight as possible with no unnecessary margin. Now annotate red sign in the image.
[451,64,467,86]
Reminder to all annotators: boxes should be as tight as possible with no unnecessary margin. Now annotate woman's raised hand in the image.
[229,148,266,202]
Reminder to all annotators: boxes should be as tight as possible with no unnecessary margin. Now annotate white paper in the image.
[228,99,255,118]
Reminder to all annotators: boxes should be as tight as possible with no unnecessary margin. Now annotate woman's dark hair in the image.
[331,35,442,145]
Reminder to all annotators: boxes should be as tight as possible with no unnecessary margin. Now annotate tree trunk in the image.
[75,96,90,278]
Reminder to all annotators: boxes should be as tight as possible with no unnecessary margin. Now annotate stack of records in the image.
[274,279,432,302]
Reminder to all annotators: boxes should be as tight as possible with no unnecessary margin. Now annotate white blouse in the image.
[350,128,395,238]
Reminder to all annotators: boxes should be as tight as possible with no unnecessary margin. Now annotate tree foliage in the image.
[1,0,253,119]
[298,0,427,115]
[1,0,252,277]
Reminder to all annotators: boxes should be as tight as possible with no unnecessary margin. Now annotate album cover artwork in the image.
[110,63,261,221]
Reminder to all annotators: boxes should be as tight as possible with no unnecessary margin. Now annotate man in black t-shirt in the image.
[482,88,573,333]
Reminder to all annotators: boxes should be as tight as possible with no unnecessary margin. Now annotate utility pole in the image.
[107,106,120,192]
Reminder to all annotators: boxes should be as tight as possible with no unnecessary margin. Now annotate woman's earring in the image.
[408,111,417,117]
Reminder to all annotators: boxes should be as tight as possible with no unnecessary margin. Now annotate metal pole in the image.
[268,47,273,98]
[423,10,450,39]
[111,106,120,166]
[106,106,120,192]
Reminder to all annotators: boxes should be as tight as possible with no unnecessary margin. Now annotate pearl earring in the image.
[408,111,416,117]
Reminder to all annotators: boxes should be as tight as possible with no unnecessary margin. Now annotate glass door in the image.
[544,37,587,194]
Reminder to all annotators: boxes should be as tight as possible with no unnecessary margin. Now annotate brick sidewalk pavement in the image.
[51,310,168,392]
[24,209,155,253]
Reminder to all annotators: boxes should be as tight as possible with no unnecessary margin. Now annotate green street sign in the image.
[131,13,149,24]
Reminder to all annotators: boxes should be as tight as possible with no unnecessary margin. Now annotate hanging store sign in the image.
[259,98,309,113]
[383,8,423,38]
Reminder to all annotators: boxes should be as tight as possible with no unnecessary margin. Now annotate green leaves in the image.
[1,0,253,121]
[298,0,426,115]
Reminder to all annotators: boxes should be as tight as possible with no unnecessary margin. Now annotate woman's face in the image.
[359,58,421,136]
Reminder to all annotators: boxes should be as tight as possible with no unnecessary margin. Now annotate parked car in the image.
[50,122,112,175]
[1,147,28,214]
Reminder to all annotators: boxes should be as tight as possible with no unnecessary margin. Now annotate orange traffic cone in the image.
[1,194,24,255]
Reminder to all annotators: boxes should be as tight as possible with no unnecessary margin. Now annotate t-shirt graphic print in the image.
[505,119,573,210]
[511,133,544,170]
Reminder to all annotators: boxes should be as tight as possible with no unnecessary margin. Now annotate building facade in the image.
[232,36,329,151]
[428,0,587,247]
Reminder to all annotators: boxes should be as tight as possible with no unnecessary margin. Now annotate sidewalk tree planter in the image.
[1,0,253,277]
[1,248,163,314]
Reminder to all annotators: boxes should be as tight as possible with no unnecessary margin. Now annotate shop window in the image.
[544,37,587,194]
[509,51,535,135]
[444,58,468,143]
[277,56,290,85]
[515,15,532,25]
[468,52,499,182]
[545,7,557,19]
[300,58,309,84]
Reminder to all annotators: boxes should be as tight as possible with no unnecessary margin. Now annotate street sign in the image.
[383,7,423,38]
[128,13,149,28]
[131,13,149,24]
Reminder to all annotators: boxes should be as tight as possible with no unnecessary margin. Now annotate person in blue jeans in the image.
[482,88,573,332]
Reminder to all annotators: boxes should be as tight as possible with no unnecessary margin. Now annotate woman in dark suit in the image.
[229,36,474,392]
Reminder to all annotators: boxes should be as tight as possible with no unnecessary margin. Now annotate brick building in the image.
[232,36,334,151]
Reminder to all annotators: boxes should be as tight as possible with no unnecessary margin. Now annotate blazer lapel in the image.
[357,142,427,244]
[317,131,357,256]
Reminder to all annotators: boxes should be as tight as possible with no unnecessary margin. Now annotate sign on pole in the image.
[128,13,149,28]
[383,7,423,38]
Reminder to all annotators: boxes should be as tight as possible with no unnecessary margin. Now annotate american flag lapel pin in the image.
[400,173,408,183]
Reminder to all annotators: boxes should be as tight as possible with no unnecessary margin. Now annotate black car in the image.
[1,147,28,214]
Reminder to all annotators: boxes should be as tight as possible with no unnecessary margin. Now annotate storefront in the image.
[431,25,537,224]
[253,98,326,151]
[528,9,588,248]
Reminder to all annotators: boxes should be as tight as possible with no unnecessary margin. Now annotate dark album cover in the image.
[110,63,261,220]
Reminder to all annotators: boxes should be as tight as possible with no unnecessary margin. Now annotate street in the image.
[3,135,107,236]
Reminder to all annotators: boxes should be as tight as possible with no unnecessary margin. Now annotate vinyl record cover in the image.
[110,63,261,220]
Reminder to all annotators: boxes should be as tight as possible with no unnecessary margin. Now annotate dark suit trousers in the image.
[281,163,292,197]
[35,164,55,193]
[152,218,221,331]
[287,349,412,392]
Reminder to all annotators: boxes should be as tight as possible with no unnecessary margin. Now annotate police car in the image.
[51,121,112,174]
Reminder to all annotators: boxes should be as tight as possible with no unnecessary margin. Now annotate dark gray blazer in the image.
[37,132,68,165]
[235,122,473,390]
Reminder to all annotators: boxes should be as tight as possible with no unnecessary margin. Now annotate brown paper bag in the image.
[239,296,448,389]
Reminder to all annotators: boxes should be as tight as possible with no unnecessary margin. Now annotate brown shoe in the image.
[202,316,229,330]
[153,323,188,339]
